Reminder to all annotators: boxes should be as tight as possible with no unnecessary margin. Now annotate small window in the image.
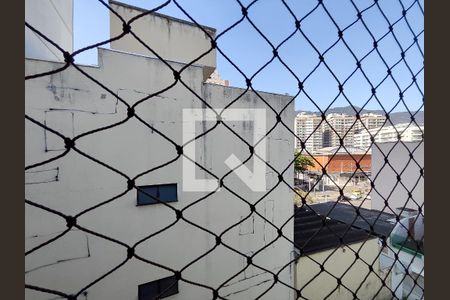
[138,276,179,299]
[137,184,178,206]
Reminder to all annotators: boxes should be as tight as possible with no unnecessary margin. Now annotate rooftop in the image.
[309,202,396,238]
[294,205,374,256]
[311,146,369,155]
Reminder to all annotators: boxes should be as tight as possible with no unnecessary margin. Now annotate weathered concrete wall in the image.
[370,142,424,212]
[25,0,73,62]
[109,1,216,80]
[25,48,295,299]
[295,239,392,300]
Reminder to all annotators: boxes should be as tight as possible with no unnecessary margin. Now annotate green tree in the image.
[294,151,315,175]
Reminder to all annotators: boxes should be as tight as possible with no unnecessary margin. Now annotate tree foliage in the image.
[294,151,315,173]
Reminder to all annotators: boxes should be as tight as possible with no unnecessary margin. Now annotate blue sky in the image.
[73,0,424,113]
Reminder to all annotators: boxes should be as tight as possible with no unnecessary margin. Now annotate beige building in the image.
[322,113,355,148]
[294,112,323,152]
[26,2,296,299]
[354,113,386,134]
[206,69,230,86]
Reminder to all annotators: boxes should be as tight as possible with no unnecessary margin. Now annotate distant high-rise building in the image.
[354,113,386,134]
[294,111,398,151]
[294,112,323,152]
[354,123,424,150]
[323,113,356,148]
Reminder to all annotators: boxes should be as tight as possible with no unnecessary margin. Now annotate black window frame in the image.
[138,275,179,299]
[136,183,178,206]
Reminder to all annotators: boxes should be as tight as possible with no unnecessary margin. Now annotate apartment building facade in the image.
[354,113,386,133]
[294,112,389,151]
[25,2,296,299]
[322,113,356,148]
[294,112,323,152]
[354,123,424,150]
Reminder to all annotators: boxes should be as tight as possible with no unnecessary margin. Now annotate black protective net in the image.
[25,0,424,299]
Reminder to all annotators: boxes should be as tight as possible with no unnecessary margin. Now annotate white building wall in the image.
[25,0,73,62]
[25,48,295,299]
[354,123,424,150]
[370,142,424,212]
[295,239,392,300]
[109,1,216,80]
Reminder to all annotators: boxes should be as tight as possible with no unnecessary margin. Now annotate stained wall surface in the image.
[109,1,216,80]
[25,47,295,300]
